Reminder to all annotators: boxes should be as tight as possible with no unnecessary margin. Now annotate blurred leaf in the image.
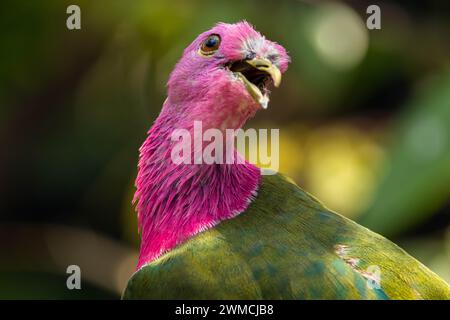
[359,70,450,236]
[399,228,450,284]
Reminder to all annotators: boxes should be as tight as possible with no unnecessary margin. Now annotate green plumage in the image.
[123,173,450,299]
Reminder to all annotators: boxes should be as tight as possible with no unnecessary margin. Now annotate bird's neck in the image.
[134,103,260,269]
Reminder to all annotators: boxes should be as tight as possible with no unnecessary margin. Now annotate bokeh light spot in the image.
[312,3,369,71]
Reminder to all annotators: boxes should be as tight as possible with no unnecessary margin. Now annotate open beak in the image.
[229,57,282,109]
[245,58,282,88]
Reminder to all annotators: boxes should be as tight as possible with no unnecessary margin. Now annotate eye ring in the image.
[199,34,221,56]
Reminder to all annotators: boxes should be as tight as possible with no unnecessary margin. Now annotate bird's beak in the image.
[229,56,282,109]
[245,58,282,88]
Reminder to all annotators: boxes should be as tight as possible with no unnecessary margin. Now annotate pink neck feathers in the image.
[134,101,260,269]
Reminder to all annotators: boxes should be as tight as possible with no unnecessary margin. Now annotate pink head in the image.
[134,22,290,269]
[167,21,290,130]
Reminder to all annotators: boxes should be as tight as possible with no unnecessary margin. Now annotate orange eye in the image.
[200,34,221,55]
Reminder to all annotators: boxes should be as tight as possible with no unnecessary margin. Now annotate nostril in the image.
[245,51,256,60]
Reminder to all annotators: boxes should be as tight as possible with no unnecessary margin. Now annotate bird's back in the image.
[123,173,450,299]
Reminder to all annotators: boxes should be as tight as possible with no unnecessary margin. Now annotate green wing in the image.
[123,173,450,299]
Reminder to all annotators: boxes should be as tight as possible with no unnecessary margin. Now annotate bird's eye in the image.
[200,34,221,56]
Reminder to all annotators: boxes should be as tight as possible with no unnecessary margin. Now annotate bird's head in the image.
[166,21,290,130]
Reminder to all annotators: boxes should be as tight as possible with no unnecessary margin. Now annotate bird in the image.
[123,21,450,299]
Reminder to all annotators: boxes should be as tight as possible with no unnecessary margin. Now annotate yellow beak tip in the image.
[245,58,282,89]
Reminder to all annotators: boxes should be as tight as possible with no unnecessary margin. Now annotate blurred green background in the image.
[0,0,449,299]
